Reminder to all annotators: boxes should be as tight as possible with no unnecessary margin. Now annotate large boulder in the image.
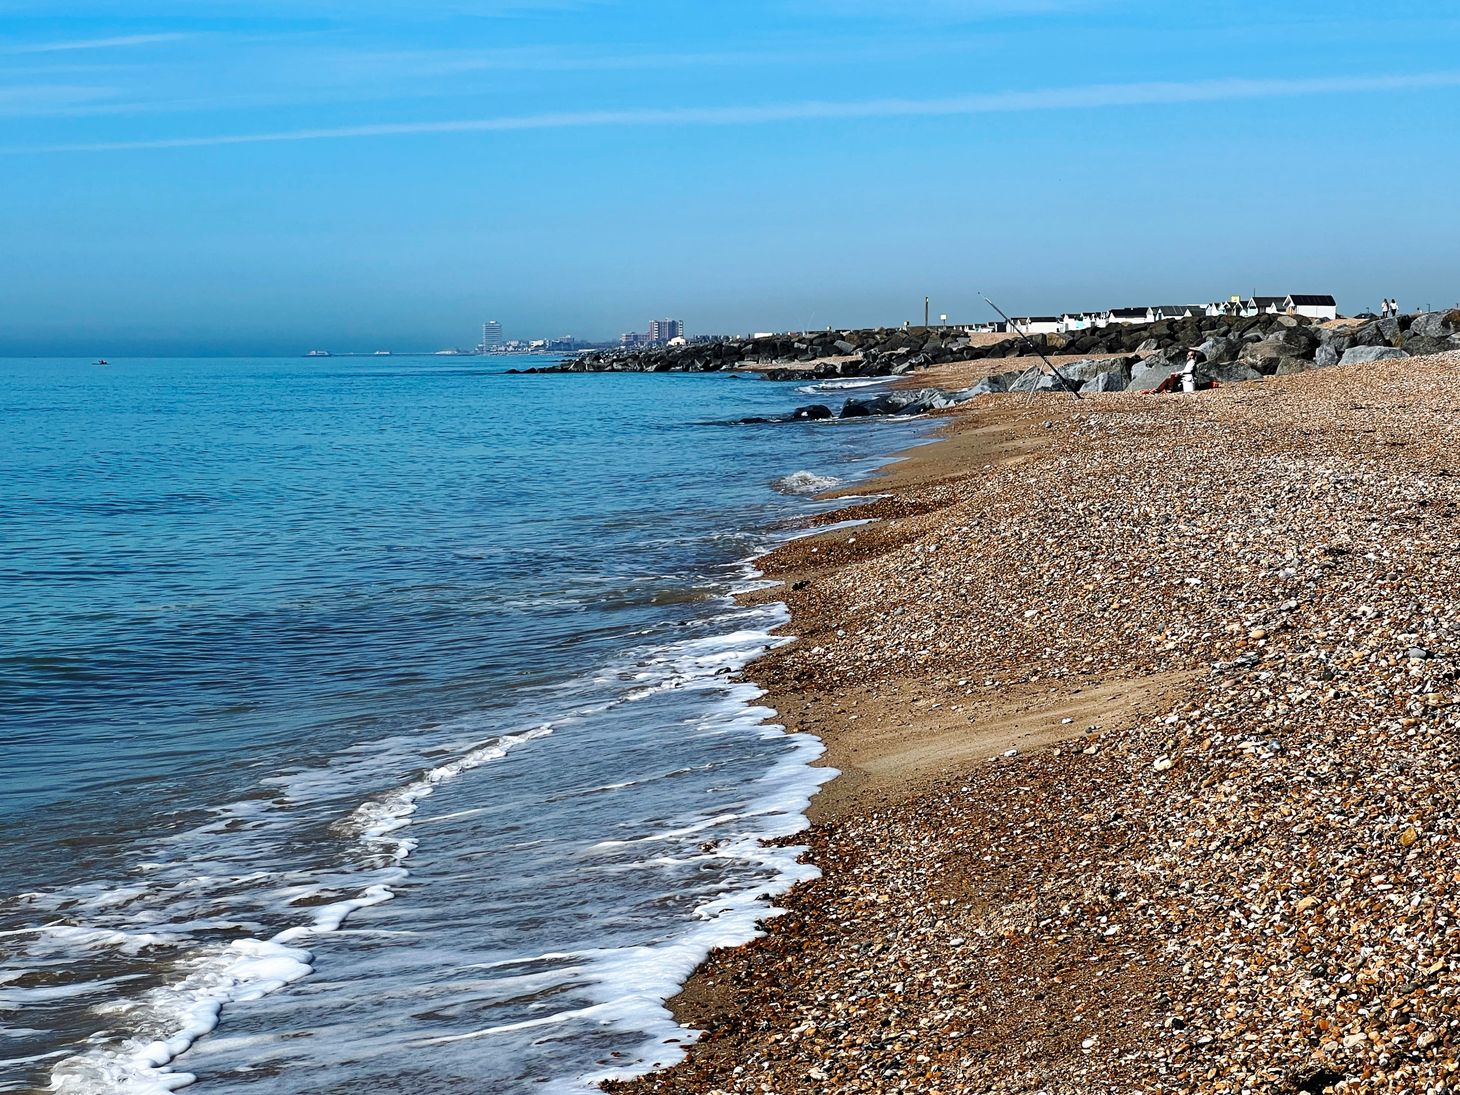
[1052,356,1134,385]
[839,389,945,418]
[1009,367,1075,393]
[1313,343,1342,368]
[1364,320,1399,345]
[1206,362,1264,383]
[1339,346,1410,366]
[1195,336,1241,364]
[1407,310,1460,339]
[1128,360,1182,392]
[963,374,1012,396]
[1082,369,1129,393]
[791,403,834,420]
[1240,327,1318,373]
[1399,335,1457,357]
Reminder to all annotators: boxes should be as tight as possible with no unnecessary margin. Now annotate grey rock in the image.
[1128,362,1182,392]
[1339,345,1410,365]
[1081,369,1129,393]
[1206,362,1265,383]
[963,375,1011,396]
[1195,336,1240,364]
[1407,311,1459,339]
[1021,370,1060,393]
[1313,343,1341,368]
[1402,335,1456,357]
[791,403,834,420]
[1361,320,1397,346]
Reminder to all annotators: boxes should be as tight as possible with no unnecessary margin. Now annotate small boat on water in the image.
[93,359,109,366]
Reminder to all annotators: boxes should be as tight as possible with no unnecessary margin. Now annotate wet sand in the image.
[609,351,1460,1093]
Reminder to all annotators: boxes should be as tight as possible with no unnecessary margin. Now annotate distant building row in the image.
[621,319,685,348]
[979,294,1339,335]
[473,320,595,353]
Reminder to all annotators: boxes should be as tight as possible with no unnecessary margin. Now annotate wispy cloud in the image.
[11,70,1460,153]
[0,83,122,115]
[322,38,996,79]
[784,0,1096,18]
[1,33,191,54]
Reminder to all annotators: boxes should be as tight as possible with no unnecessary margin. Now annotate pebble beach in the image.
[609,350,1460,1094]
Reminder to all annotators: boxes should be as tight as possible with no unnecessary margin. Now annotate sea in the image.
[0,355,920,1094]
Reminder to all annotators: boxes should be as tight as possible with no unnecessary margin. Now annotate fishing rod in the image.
[981,296,1082,400]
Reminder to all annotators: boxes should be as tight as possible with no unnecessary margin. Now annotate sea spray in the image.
[772,471,841,495]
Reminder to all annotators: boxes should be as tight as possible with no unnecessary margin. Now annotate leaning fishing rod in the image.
[981,296,1082,400]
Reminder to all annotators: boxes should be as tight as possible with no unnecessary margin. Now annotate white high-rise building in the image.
[479,320,503,353]
[647,319,683,344]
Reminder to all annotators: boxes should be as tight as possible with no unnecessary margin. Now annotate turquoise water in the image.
[0,356,918,1093]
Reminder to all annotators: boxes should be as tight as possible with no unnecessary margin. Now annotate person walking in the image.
[1381,299,1391,319]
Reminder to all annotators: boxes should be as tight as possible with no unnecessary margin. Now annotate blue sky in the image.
[2,1,1458,355]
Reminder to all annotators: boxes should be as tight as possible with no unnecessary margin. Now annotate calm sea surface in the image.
[0,356,919,1093]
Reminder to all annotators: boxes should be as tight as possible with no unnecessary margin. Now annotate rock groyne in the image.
[521,311,1460,387]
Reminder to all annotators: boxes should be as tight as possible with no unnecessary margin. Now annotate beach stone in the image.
[1274,356,1313,375]
[1340,345,1410,365]
[1313,343,1341,367]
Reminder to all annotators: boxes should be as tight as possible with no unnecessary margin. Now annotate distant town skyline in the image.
[2,1,1459,356]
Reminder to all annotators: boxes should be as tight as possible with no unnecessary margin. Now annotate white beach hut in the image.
[1283,294,1338,321]
[1013,316,1062,335]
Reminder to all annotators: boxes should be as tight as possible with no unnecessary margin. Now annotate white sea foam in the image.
[410,710,835,1094]
[771,470,841,495]
[337,725,555,861]
[42,727,551,1095]
[26,508,861,1094]
[793,376,893,394]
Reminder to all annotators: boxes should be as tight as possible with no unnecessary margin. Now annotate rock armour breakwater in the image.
[521,311,1460,386]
